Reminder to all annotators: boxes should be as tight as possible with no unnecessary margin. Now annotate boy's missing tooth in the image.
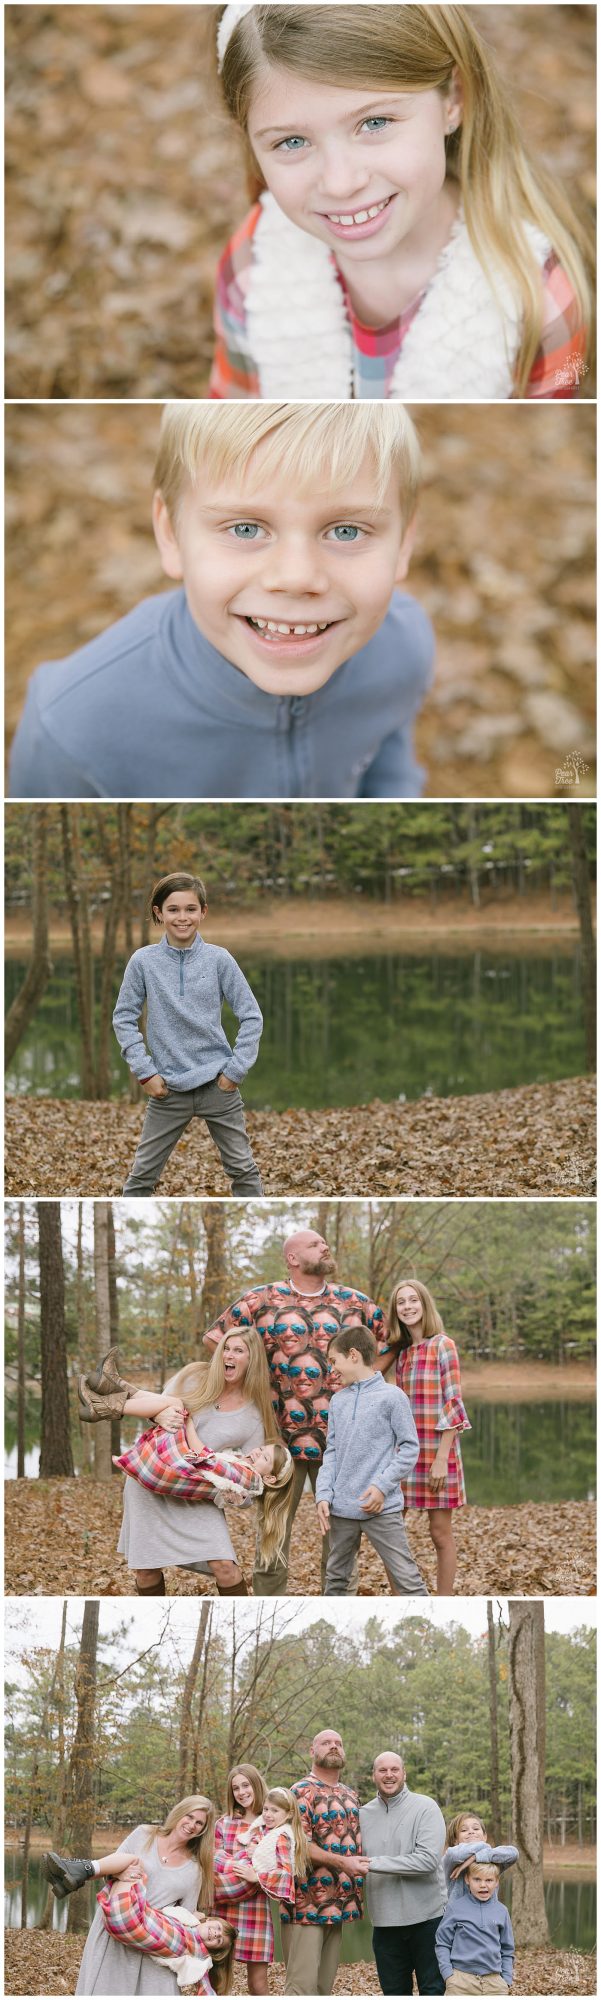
[10,401,434,802]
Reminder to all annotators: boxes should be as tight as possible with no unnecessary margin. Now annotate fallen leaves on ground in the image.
[5,1076,596,1197]
[4,1484,595,1598]
[3,1931,597,1996]
[5,404,595,798]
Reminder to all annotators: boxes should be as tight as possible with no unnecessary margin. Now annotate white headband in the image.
[217,2,256,70]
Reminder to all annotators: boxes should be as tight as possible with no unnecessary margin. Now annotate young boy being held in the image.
[113,871,263,1197]
[10,401,434,801]
[315,1325,428,1595]
[435,1860,515,1995]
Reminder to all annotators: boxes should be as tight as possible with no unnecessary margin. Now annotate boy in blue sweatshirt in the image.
[435,1860,515,1994]
[315,1324,428,1596]
[113,870,263,1197]
[10,401,434,801]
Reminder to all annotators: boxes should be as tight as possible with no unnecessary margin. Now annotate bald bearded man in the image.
[204,1229,392,1592]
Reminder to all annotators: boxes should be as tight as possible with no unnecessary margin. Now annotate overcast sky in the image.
[5,1595,596,1682]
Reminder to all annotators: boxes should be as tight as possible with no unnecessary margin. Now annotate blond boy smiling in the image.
[10,402,434,800]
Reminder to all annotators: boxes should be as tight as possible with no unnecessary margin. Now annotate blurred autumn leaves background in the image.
[5,401,596,798]
[5,4,596,400]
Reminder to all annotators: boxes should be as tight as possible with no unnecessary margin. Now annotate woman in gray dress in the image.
[69,1796,225,1996]
[82,1329,281,1597]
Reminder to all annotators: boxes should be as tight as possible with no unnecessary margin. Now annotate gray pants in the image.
[253,1459,358,1596]
[123,1081,262,1197]
[282,1922,342,1996]
[325,1510,429,1595]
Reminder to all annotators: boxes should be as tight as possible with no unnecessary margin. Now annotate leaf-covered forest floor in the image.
[5,1075,596,1198]
[5,3,595,400]
[5,403,595,800]
[4,1930,597,1996]
[5,1484,595,1598]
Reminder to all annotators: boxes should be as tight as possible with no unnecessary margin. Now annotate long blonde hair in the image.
[143,1795,216,1910]
[217,3,592,395]
[168,1329,281,1446]
[255,1440,295,1568]
[203,1919,237,1994]
[387,1277,446,1353]
[265,1786,311,1884]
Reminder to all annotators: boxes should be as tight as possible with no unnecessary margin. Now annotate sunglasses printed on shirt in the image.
[210,1284,390,1462]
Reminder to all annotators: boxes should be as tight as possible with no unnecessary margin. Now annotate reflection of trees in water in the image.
[5,947,586,1108]
[465,1402,596,1504]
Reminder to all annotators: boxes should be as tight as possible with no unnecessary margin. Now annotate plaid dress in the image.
[114,1422,262,1505]
[397,1334,470,1510]
[97,1882,213,1995]
[213,1816,294,1962]
[210,202,587,401]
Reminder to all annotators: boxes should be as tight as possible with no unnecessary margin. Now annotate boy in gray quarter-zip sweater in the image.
[435,1861,515,1993]
[315,1326,428,1596]
[10,400,434,802]
[113,872,263,1198]
[360,1753,446,1996]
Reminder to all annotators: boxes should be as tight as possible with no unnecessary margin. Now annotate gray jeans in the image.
[252,1459,358,1596]
[123,1081,262,1197]
[325,1510,429,1595]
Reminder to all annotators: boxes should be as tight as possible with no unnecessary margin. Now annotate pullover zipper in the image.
[178,950,185,997]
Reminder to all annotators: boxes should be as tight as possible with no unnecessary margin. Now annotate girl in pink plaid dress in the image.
[214,1771,307,1995]
[388,1278,470,1595]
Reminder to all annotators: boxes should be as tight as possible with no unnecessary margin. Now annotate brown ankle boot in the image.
[86,1347,133,1397]
[215,1579,249,1596]
[135,1577,166,1595]
[78,1377,132,1423]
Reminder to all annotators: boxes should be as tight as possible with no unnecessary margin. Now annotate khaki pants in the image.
[282,1922,342,1996]
[445,1976,510,1995]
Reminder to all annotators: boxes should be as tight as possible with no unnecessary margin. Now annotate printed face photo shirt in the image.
[210,1283,390,1459]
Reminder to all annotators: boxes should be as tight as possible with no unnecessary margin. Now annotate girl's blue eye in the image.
[231,523,261,539]
[362,116,391,133]
[331,525,360,542]
[276,135,307,152]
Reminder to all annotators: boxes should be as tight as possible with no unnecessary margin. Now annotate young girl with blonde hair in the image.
[387,1277,471,1594]
[211,3,591,400]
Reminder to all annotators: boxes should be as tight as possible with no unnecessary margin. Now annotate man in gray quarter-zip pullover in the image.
[359,1751,446,1995]
[113,879,263,1196]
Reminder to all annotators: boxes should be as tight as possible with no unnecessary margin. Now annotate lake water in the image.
[5,1854,596,1952]
[5,942,586,1110]
[5,1399,595,1505]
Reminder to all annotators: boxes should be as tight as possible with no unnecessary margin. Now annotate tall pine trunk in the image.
[67,1602,100,1932]
[38,1203,74,1477]
[567,805,596,1071]
[508,1601,549,1944]
[93,1205,113,1480]
[17,1203,26,1478]
[5,807,54,1065]
[487,1600,501,1843]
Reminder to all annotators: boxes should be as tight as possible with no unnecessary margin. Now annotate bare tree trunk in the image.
[77,1204,93,1474]
[567,805,596,1071]
[39,1601,69,1928]
[17,1202,26,1478]
[38,1203,74,1477]
[199,1205,229,1333]
[191,1605,214,1793]
[508,1601,549,1944]
[107,1205,122,1467]
[179,1603,212,1794]
[20,1608,68,1928]
[487,1601,501,1843]
[93,1205,113,1480]
[60,806,96,1097]
[5,807,54,1065]
[119,804,134,959]
[67,1601,100,1932]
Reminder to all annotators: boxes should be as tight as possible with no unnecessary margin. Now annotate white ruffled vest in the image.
[244,192,550,401]
[239,1815,295,1878]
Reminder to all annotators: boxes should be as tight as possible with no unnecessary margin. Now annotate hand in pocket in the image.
[141,1075,169,1098]
[217,1074,237,1092]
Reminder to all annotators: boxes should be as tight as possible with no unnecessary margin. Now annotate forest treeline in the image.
[5,801,596,914]
[6,1606,596,1861]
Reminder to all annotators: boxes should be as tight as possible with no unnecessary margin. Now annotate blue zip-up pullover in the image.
[9,586,434,799]
[315,1372,419,1517]
[112,932,263,1090]
[444,1843,519,1900]
[435,1885,515,1984]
